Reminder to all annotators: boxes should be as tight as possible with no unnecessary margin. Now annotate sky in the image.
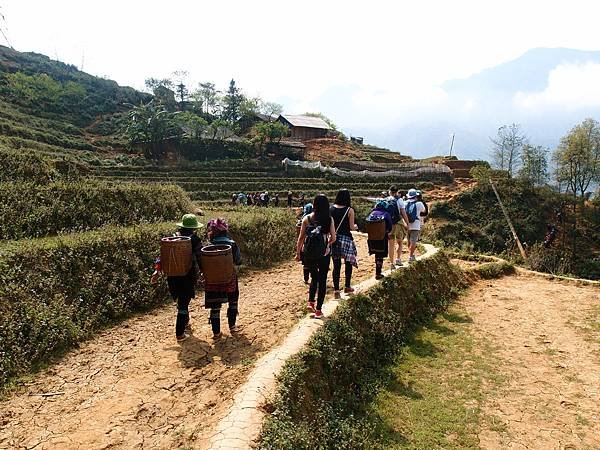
[2,0,600,153]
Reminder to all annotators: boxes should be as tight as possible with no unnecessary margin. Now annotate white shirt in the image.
[406,200,426,231]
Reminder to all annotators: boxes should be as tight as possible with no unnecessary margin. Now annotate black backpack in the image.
[303,220,328,262]
[385,198,401,224]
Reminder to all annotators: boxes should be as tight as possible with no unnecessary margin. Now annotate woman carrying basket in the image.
[366,200,393,280]
[151,214,203,343]
[330,189,358,299]
[203,218,242,339]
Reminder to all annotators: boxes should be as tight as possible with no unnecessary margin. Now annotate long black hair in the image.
[334,189,351,207]
[312,193,331,229]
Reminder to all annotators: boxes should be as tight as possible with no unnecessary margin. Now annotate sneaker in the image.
[307,301,316,313]
[390,263,396,271]
[314,310,324,319]
[185,323,193,333]
[334,290,341,299]
[408,256,416,263]
[344,287,355,294]
[395,259,403,267]
[375,273,385,280]
[176,333,190,343]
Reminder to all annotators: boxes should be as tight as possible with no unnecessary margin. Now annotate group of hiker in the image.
[296,185,428,318]
[152,184,428,340]
[231,191,308,208]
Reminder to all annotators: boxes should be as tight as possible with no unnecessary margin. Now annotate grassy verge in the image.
[367,306,504,449]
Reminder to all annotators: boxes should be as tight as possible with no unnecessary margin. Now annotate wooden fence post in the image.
[490,180,527,260]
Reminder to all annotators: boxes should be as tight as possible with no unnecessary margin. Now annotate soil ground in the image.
[0,234,401,450]
[371,272,600,449]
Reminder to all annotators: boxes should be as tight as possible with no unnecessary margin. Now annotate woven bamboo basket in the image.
[365,219,386,240]
[200,244,234,284]
[160,236,192,276]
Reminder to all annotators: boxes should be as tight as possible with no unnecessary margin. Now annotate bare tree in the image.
[490,123,527,177]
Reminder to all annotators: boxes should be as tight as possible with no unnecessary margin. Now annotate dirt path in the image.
[0,234,379,450]
[466,274,600,449]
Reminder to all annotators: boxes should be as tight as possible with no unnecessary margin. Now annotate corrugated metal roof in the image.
[279,114,331,130]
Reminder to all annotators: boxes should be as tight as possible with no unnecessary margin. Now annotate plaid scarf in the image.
[331,234,358,267]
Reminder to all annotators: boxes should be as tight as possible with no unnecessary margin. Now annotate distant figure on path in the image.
[274,193,280,207]
[287,191,293,208]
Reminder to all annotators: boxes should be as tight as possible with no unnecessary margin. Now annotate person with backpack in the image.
[204,218,242,339]
[386,185,410,270]
[296,194,336,318]
[150,214,203,343]
[367,199,393,279]
[405,188,426,263]
[416,190,429,218]
[330,189,359,299]
[297,202,314,284]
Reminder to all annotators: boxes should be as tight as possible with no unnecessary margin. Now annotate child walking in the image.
[204,218,242,339]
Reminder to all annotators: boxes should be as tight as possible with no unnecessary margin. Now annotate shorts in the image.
[408,230,420,245]
[389,223,406,240]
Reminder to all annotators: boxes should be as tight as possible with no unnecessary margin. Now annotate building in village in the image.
[277,114,331,140]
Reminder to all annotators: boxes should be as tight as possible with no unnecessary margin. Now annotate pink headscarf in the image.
[207,217,229,232]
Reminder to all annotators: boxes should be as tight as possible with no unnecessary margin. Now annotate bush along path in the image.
[0,233,381,450]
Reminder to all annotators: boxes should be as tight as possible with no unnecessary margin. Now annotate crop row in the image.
[0,180,192,240]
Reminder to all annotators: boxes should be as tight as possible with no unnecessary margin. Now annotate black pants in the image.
[176,297,192,337]
[308,255,331,311]
[332,258,353,290]
[375,256,384,275]
[209,290,239,335]
[303,266,310,283]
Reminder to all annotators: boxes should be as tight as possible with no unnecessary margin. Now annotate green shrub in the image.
[0,180,193,239]
[0,209,296,387]
[259,252,466,448]
[0,146,58,182]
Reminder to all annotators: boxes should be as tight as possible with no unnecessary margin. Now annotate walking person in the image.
[330,189,359,299]
[386,185,410,269]
[274,193,280,207]
[203,218,242,339]
[151,214,203,342]
[287,191,293,208]
[405,188,426,263]
[297,202,314,284]
[366,199,393,279]
[296,194,336,318]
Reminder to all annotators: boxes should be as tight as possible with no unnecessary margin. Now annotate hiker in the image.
[386,185,410,269]
[150,214,203,342]
[299,193,305,207]
[264,191,270,206]
[330,189,359,298]
[204,218,242,339]
[247,193,253,206]
[297,202,314,284]
[405,188,426,263]
[287,191,293,207]
[367,199,393,279]
[416,190,429,218]
[231,193,237,205]
[259,192,266,207]
[296,194,336,318]
[274,193,280,207]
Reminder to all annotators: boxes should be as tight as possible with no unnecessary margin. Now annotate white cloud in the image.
[514,62,600,109]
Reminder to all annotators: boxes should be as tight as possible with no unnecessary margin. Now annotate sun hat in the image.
[176,214,203,229]
[407,188,418,199]
[303,203,313,215]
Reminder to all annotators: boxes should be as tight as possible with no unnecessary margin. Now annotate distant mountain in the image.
[363,48,600,160]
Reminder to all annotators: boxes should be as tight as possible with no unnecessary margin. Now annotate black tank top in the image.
[330,206,352,238]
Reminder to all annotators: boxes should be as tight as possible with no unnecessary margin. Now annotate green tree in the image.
[176,111,208,140]
[260,101,283,120]
[490,124,527,177]
[207,118,238,141]
[172,70,189,104]
[192,82,219,116]
[519,144,548,186]
[145,77,177,109]
[124,100,181,159]
[222,79,244,122]
[553,118,600,201]
[253,121,289,155]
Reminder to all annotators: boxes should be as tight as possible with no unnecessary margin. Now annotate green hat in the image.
[176,214,203,229]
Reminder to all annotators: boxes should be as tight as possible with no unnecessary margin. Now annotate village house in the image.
[277,114,331,140]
